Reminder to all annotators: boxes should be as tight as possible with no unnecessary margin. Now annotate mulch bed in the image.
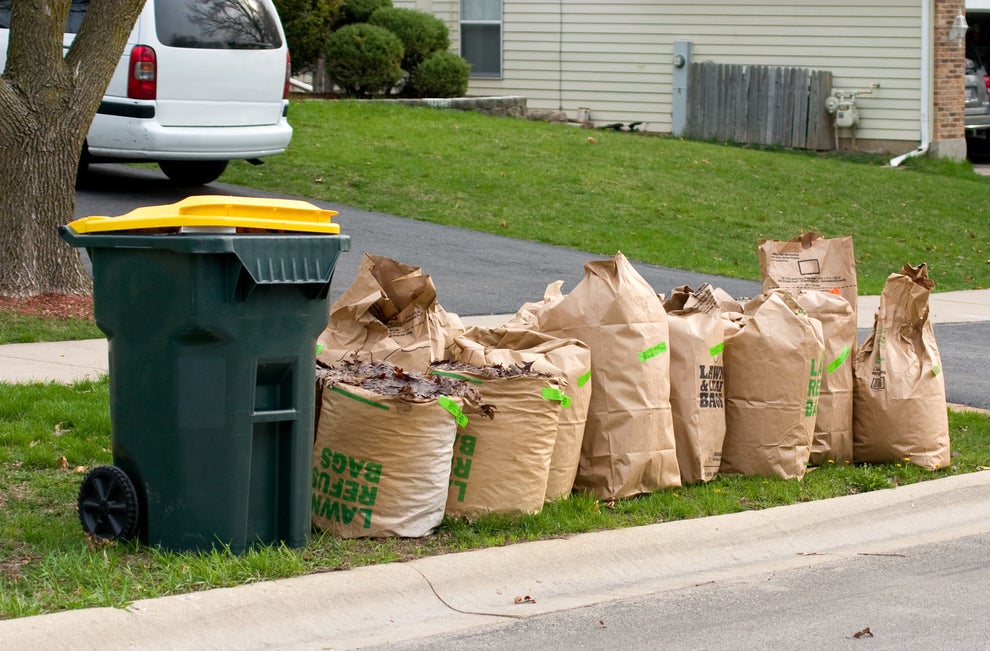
[0,294,95,320]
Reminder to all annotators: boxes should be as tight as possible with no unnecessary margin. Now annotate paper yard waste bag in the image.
[432,361,562,516]
[515,252,680,500]
[793,290,856,464]
[721,291,826,480]
[506,280,566,329]
[710,285,745,315]
[758,232,858,321]
[451,326,592,500]
[317,254,464,371]
[313,361,481,537]
[853,263,949,470]
[663,284,726,484]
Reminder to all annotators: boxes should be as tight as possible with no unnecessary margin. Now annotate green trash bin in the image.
[59,196,350,554]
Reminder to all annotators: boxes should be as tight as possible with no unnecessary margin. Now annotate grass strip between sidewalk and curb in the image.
[1,376,988,619]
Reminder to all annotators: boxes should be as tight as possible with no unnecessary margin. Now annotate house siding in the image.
[400,1,929,146]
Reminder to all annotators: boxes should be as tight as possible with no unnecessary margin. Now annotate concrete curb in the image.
[3,471,989,650]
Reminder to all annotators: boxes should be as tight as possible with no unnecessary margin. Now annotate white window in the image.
[460,0,501,78]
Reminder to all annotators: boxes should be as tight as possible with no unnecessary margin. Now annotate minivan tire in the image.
[158,160,229,186]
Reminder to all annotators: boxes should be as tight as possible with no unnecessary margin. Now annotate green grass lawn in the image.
[222,100,989,296]
[0,312,101,345]
[1,376,988,618]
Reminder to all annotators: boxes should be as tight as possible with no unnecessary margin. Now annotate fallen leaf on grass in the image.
[73,466,88,474]
[852,627,874,639]
[0,554,35,582]
[85,534,114,551]
[513,595,536,604]
[59,455,69,469]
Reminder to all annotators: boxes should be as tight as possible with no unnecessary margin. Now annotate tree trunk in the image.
[0,0,145,298]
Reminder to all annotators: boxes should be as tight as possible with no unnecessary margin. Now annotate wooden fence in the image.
[684,63,834,151]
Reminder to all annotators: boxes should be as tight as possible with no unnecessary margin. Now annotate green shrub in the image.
[335,0,392,27]
[368,7,450,72]
[410,51,470,98]
[274,0,344,71]
[325,23,404,97]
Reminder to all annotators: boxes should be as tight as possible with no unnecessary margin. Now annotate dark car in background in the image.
[965,30,990,151]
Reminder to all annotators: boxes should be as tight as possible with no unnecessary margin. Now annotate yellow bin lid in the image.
[66,196,341,235]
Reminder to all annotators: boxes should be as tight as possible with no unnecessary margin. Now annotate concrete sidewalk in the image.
[2,290,988,385]
[2,470,988,650]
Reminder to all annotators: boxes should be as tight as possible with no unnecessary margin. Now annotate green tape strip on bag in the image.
[330,385,389,411]
[710,341,725,357]
[437,395,469,427]
[428,369,483,384]
[542,386,572,408]
[638,341,668,363]
[577,368,592,387]
[827,345,851,374]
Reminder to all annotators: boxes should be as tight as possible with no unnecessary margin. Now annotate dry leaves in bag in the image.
[317,254,464,371]
[450,326,592,501]
[432,361,561,516]
[313,361,485,538]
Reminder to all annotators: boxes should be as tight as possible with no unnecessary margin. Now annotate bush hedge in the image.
[368,7,450,73]
[335,0,392,27]
[411,50,470,98]
[324,23,404,97]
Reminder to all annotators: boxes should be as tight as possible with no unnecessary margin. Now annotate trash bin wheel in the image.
[78,465,139,542]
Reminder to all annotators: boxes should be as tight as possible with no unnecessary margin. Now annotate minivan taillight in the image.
[984,74,990,94]
[128,45,157,100]
[284,51,291,100]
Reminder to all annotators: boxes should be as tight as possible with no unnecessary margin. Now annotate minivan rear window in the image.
[155,0,282,50]
[0,0,88,32]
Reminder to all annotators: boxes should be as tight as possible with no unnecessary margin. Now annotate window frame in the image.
[459,0,502,79]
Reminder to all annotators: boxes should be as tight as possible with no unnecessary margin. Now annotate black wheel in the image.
[158,160,228,186]
[78,465,140,542]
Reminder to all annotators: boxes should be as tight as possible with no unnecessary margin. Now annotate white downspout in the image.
[890,0,932,166]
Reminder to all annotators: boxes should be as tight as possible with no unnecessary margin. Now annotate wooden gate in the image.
[684,63,834,151]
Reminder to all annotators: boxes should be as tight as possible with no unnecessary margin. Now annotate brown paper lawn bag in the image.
[432,361,562,516]
[793,290,856,464]
[853,263,949,470]
[758,232,858,322]
[515,252,681,500]
[312,361,480,538]
[721,291,825,480]
[663,284,726,484]
[450,326,593,501]
[317,254,464,371]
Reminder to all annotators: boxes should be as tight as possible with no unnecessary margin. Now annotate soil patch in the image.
[0,294,94,320]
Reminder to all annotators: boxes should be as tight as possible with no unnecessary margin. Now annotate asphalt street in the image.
[73,164,764,314]
[378,531,990,651]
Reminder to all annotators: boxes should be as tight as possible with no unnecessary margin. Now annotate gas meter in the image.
[825,83,880,145]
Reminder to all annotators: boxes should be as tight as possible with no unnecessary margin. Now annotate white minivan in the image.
[0,0,293,185]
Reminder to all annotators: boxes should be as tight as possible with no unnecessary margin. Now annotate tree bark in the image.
[0,0,145,297]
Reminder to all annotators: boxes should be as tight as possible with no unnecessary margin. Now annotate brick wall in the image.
[933,0,966,142]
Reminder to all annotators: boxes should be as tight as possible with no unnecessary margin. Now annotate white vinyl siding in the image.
[399,1,925,145]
